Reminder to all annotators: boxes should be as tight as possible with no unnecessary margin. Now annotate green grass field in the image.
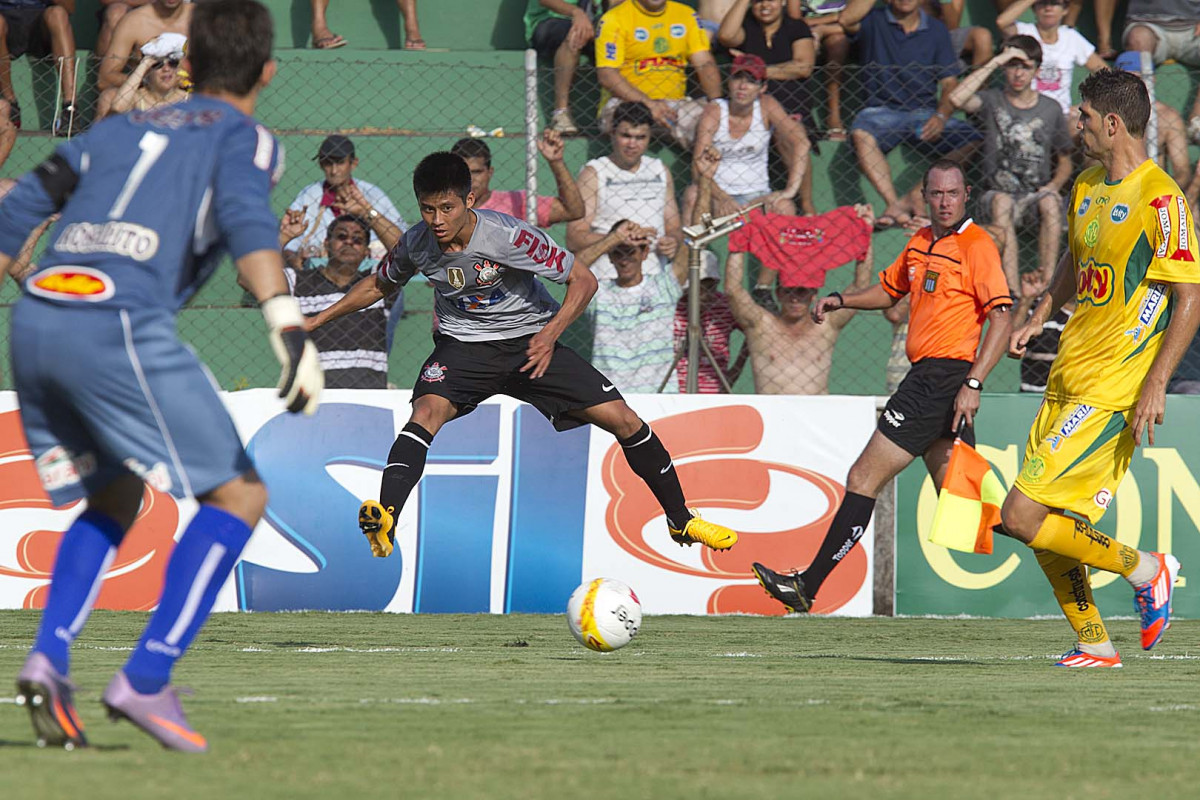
[0,612,1198,799]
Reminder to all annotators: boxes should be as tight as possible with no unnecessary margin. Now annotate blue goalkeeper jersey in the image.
[0,95,283,312]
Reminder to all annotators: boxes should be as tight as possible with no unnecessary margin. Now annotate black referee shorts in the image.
[878,357,976,456]
[411,334,624,431]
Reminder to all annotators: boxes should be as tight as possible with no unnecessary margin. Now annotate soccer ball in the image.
[567,578,642,652]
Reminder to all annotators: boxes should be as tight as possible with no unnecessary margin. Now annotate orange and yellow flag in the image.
[928,438,1005,554]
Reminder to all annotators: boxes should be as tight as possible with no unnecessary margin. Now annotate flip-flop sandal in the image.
[404,38,427,50]
[314,34,346,49]
[825,126,847,141]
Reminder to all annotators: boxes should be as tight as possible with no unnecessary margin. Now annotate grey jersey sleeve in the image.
[377,234,417,287]
[489,211,574,284]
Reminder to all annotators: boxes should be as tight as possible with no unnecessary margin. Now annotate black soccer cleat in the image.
[751,562,813,613]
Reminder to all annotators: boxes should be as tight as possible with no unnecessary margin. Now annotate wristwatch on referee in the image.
[963,377,983,391]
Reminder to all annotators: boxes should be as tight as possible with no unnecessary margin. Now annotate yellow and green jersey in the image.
[1048,160,1200,410]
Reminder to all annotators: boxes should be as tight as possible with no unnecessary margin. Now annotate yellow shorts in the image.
[1013,399,1135,524]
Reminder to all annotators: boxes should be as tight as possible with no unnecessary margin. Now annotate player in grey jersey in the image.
[307,151,739,557]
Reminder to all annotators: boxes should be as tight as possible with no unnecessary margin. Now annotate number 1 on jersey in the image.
[109,131,169,219]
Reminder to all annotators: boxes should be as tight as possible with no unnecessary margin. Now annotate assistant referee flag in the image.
[929,438,1004,554]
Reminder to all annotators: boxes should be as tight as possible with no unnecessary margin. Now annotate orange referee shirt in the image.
[879,219,1012,364]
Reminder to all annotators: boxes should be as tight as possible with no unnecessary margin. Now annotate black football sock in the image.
[379,422,434,514]
[618,423,691,530]
[802,491,877,596]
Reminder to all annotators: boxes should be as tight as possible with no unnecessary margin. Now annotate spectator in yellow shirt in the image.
[595,0,722,147]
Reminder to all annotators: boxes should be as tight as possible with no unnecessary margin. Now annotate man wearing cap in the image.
[285,134,406,264]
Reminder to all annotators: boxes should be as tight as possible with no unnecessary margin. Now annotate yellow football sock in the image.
[1028,513,1139,577]
[1034,549,1112,652]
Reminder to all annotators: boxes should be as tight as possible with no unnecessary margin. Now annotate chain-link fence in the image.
[0,50,1198,396]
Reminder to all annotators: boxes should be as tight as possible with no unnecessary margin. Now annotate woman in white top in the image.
[682,54,810,224]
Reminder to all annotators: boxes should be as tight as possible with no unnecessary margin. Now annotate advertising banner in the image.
[896,394,1200,618]
[0,391,877,616]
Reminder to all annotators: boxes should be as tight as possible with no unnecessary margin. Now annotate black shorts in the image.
[1,6,51,60]
[878,357,976,456]
[411,334,624,431]
[530,17,572,61]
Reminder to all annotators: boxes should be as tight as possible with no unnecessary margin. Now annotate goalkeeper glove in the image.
[261,294,323,415]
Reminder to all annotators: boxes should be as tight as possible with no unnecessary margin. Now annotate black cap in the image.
[314,134,355,162]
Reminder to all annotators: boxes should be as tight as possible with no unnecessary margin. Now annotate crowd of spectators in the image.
[7,0,1200,395]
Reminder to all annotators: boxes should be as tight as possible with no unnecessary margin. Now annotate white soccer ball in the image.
[567,578,642,652]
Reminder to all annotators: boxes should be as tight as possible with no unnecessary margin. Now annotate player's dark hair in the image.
[1003,35,1043,66]
[189,0,274,96]
[1079,68,1150,137]
[922,158,968,191]
[413,152,473,202]
[450,137,492,167]
[327,213,370,241]
[612,101,654,130]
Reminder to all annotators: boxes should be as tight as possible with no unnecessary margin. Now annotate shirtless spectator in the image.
[567,101,683,280]
[450,129,584,227]
[95,0,152,59]
[719,184,875,392]
[97,0,190,96]
[0,0,77,135]
[95,32,186,119]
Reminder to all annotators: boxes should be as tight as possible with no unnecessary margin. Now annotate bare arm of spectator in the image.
[692,102,721,172]
[949,47,1024,113]
[828,205,875,331]
[659,169,683,259]
[278,207,307,252]
[566,164,605,251]
[335,183,403,251]
[786,0,802,18]
[596,67,670,123]
[837,0,876,35]
[538,129,585,224]
[995,0,1034,36]
[668,145,722,285]
[1042,151,1072,196]
[99,11,142,90]
[716,0,751,49]
[724,251,768,331]
[765,34,815,80]
[8,213,58,282]
[52,0,75,13]
[920,75,961,142]
[941,0,963,30]
[1083,52,1108,72]
[690,50,723,100]
[763,95,809,207]
[107,57,155,118]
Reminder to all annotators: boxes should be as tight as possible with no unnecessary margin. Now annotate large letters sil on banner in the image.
[896,394,1200,619]
[0,392,877,617]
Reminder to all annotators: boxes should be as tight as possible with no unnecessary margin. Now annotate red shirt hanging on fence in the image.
[673,291,740,393]
[728,207,872,288]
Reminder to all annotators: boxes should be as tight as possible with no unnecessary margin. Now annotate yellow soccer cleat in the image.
[358,500,396,558]
[668,508,738,551]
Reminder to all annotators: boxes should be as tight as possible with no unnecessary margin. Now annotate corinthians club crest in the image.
[474,259,503,287]
[421,362,448,382]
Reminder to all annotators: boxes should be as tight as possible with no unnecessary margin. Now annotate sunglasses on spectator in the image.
[154,58,181,69]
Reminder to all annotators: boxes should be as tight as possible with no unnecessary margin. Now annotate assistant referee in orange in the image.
[753,159,1013,613]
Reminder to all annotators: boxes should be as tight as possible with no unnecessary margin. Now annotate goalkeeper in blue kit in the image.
[0,0,322,752]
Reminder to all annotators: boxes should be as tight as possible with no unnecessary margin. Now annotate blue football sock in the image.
[123,504,252,695]
[32,510,126,675]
